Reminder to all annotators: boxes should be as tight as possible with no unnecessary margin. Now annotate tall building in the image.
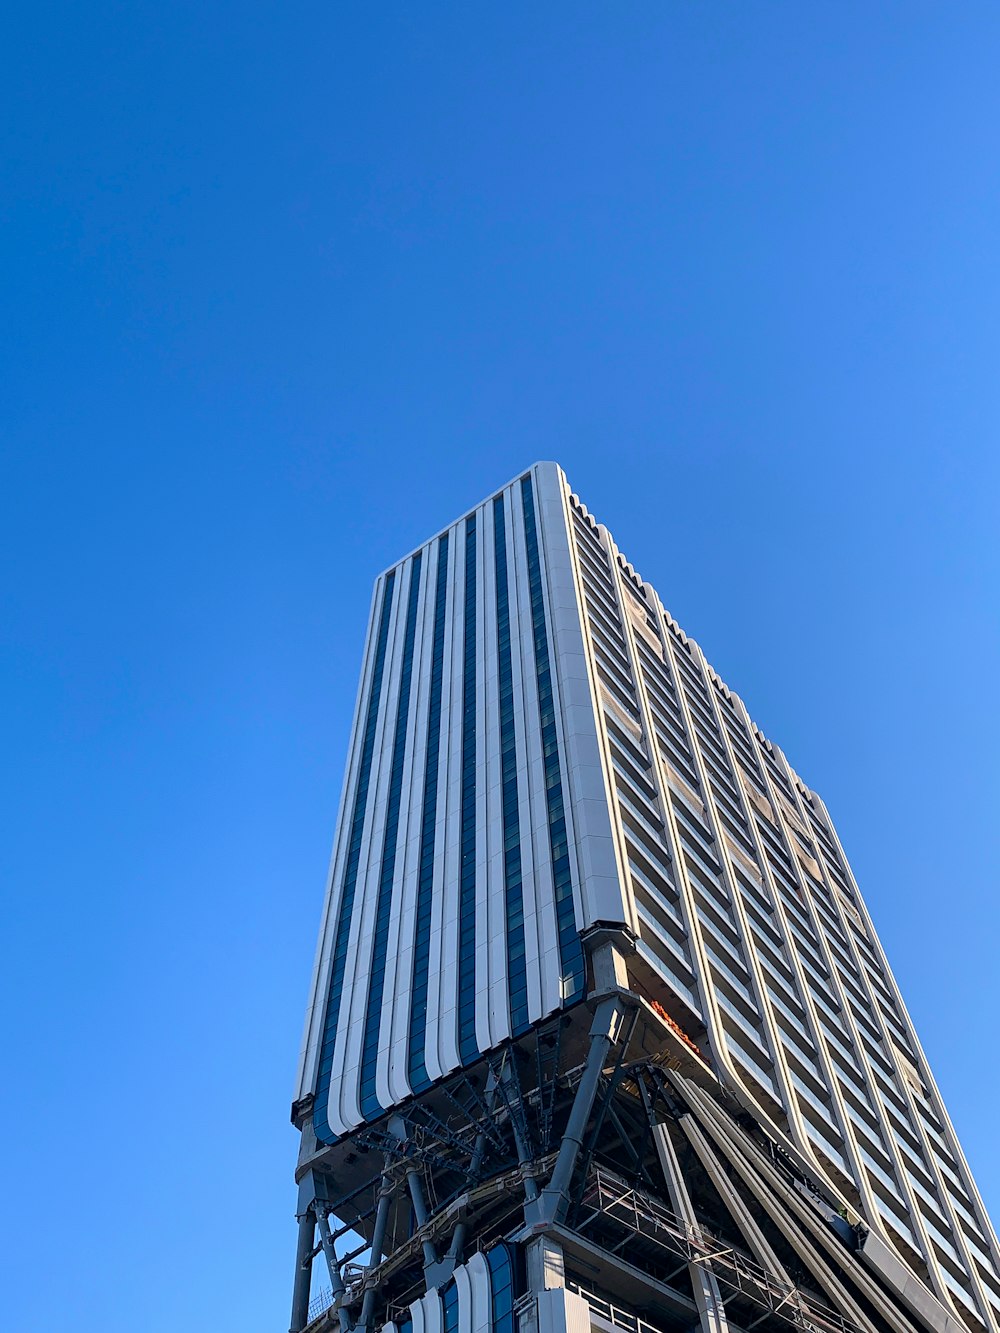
[288,464,1000,1333]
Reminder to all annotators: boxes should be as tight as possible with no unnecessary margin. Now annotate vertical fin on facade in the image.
[493,495,530,1034]
[407,532,450,1093]
[313,569,397,1143]
[521,473,586,1004]
[457,515,479,1065]
[358,554,424,1121]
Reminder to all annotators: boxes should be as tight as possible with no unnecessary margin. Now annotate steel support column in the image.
[436,1070,497,1281]
[676,1111,796,1287]
[316,1210,353,1333]
[531,994,631,1225]
[650,1117,730,1333]
[405,1166,439,1271]
[289,1209,316,1333]
[674,1076,885,1333]
[498,1055,540,1203]
[358,1162,396,1331]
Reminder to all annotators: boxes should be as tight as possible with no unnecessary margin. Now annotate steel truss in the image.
[291,998,944,1333]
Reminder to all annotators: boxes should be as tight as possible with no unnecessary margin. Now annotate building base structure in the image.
[289,940,971,1333]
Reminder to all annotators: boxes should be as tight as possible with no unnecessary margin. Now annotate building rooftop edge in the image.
[371,460,820,805]
[372,461,563,580]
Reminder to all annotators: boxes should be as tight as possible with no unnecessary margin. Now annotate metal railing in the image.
[307,1288,335,1323]
[567,1279,670,1333]
[577,1168,862,1333]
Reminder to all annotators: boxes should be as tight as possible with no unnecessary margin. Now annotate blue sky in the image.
[2,4,999,1330]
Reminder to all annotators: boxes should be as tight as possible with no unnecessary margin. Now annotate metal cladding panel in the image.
[385,1245,512,1333]
[389,1246,578,1333]
[299,465,609,1141]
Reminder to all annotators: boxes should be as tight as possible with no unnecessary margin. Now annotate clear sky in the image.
[2,4,999,1330]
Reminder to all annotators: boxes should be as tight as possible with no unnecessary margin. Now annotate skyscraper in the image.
[288,464,999,1333]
